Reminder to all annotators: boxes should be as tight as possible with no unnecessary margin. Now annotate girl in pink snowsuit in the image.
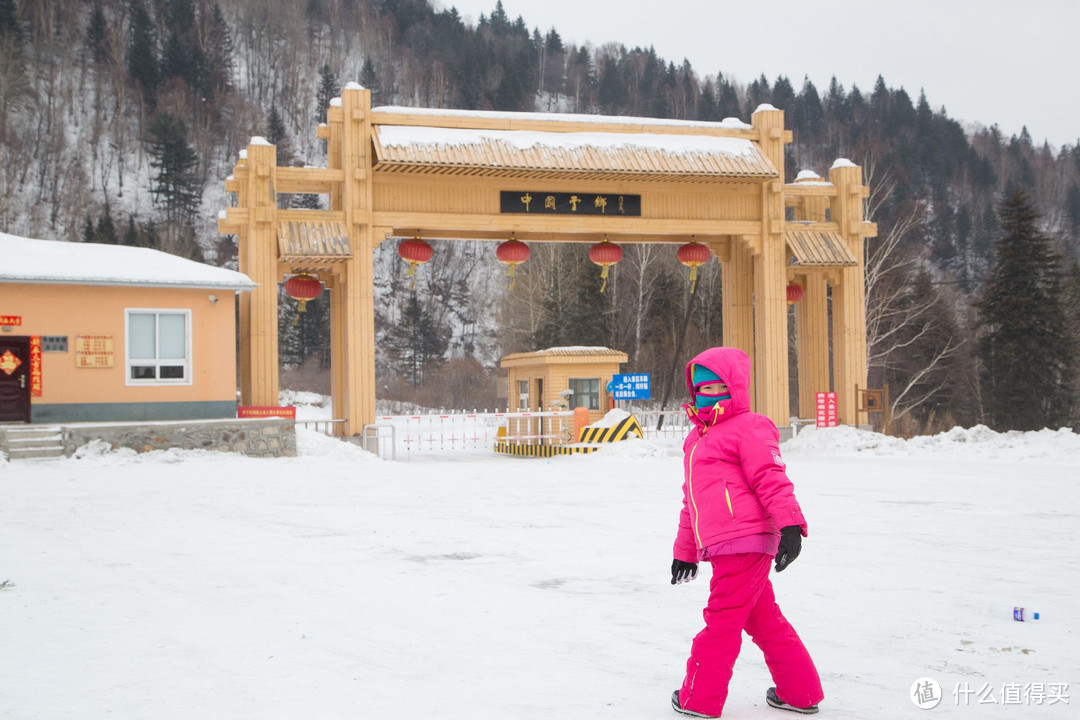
[670,347,823,718]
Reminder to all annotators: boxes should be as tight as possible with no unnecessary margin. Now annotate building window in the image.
[517,379,529,409]
[568,378,600,410]
[126,310,191,384]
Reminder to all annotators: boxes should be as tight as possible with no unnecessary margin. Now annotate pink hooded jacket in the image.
[673,347,808,563]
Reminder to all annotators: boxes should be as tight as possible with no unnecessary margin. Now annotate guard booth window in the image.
[569,378,600,410]
[517,379,529,409]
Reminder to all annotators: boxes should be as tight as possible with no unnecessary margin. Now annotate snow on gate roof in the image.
[0,233,257,290]
[372,122,778,182]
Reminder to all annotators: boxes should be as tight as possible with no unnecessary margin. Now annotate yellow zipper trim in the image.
[687,405,726,550]
[688,442,704,549]
[724,483,734,517]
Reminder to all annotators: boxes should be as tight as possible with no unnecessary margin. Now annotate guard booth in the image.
[500,346,627,423]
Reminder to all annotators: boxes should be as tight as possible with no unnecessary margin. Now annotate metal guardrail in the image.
[296,419,346,435]
[361,423,397,461]
[296,408,695,459]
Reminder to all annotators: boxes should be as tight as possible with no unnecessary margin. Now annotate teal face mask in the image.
[694,388,732,409]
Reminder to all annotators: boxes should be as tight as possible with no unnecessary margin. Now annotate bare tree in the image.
[863,164,966,425]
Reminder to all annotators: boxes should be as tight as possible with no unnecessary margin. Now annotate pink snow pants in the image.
[678,553,823,717]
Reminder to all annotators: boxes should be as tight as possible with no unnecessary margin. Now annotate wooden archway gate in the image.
[219,85,876,436]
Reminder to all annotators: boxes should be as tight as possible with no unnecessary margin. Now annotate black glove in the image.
[671,559,698,585]
[774,525,803,572]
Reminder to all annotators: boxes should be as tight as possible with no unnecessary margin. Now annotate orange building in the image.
[0,233,255,423]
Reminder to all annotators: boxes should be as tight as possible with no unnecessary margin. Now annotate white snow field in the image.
[1,424,1078,719]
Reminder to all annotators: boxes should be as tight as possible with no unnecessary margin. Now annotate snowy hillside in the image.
[1,426,1077,718]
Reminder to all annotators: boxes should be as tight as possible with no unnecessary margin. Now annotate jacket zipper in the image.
[687,441,704,549]
[686,406,724,550]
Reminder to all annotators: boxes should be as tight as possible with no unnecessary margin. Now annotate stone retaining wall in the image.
[60,418,297,458]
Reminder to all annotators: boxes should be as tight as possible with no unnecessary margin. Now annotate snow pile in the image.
[294,428,381,463]
[589,408,632,428]
[786,423,1080,460]
[279,389,330,409]
[582,436,674,460]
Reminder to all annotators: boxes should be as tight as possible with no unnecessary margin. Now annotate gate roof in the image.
[370,108,778,183]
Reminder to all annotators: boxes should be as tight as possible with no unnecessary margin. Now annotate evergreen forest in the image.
[1,0,1078,432]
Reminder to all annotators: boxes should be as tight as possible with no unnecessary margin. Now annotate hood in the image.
[684,346,752,420]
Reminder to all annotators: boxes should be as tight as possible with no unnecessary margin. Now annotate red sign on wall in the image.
[29,335,42,397]
[0,315,21,326]
[238,406,296,420]
[815,391,838,428]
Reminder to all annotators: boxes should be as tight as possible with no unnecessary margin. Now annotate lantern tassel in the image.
[406,261,418,291]
[599,265,610,293]
[507,263,517,291]
[688,265,699,294]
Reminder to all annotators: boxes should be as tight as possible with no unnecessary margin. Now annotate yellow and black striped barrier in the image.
[577,414,644,443]
[493,442,601,458]
[493,413,645,457]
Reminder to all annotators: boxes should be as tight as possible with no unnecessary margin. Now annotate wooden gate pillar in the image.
[234,141,280,407]
[335,85,377,435]
[796,273,830,418]
[750,106,791,426]
[828,161,869,425]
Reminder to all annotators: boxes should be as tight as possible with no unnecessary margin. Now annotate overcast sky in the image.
[443,0,1078,149]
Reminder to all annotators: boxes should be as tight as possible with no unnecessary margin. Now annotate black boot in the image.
[766,687,819,714]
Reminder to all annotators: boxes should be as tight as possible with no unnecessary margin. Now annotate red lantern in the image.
[496,237,530,290]
[588,238,623,293]
[786,283,805,305]
[676,241,711,294]
[284,273,322,312]
[398,236,434,290]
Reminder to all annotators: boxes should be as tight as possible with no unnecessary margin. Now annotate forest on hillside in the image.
[1,0,1078,432]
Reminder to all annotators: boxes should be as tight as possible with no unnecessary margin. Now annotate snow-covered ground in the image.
[2,424,1078,719]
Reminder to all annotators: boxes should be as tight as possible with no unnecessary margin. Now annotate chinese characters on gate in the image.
[500,191,642,216]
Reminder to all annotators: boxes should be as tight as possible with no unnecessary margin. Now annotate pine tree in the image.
[976,188,1078,430]
[360,56,377,102]
[127,0,159,106]
[315,63,336,128]
[123,216,140,247]
[0,0,20,40]
[95,203,119,245]
[265,104,293,165]
[87,2,108,65]
[146,113,203,228]
[201,3,234,101]
[82,216,96,244]
[386,295,449,389]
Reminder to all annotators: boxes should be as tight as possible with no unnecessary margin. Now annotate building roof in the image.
[501,346,629,367]
[785,229,859,267]
[0,233,257,290]
[372,125,778,182]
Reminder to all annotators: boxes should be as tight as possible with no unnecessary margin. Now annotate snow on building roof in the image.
[0,233,257,291]
[501,346,629,365]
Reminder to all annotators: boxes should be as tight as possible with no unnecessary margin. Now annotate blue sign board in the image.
[611,373,651,400]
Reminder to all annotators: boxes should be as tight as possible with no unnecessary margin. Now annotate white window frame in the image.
[125,309,193,386]
[568,378,601,410]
